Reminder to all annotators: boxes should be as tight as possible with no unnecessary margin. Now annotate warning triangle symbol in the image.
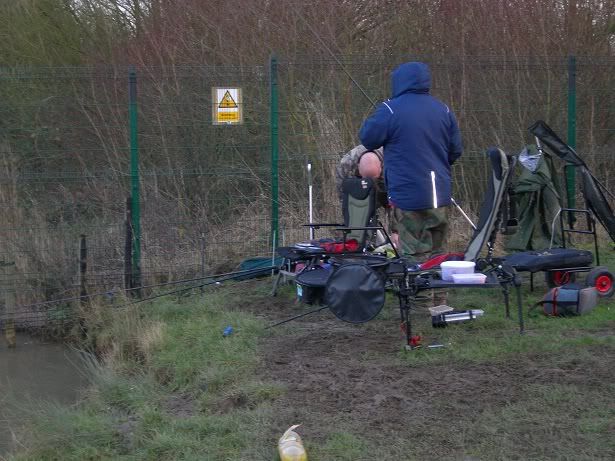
[219,90,238,108]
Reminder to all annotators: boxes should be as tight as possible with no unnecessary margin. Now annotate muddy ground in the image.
[249,288,615,460]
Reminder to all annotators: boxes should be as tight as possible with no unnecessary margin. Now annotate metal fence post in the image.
[566,55,577,226]
[124,196,134,294]
[2,260,16,348]
[79,234,87,306]
[129,66,142,292]
[270,54,279,248]
[78,234,89,336]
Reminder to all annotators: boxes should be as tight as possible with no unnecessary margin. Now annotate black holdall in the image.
[538,284,598,316]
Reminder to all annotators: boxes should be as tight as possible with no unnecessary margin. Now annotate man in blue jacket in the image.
[359,61,463,260]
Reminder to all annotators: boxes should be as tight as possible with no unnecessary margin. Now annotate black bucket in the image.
[295,265,332,305]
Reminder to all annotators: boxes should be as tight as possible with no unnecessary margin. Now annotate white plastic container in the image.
[452,273,487,284]
[441,261,475,282]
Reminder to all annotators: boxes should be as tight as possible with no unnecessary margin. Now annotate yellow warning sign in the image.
[218,90,238,109]
[217,112,239,122]
[212,87,243,125]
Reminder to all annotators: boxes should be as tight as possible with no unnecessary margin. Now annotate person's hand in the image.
[390,231,399,249]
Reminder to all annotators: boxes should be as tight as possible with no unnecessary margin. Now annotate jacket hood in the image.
[391,62,431,97]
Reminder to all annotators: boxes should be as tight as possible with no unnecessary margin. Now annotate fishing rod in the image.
[115,265,278,309]
[451,198,477,230]
[1,266,276,314]
[307,161,314,239]
[296,13,377,109]
[266,305,329,329]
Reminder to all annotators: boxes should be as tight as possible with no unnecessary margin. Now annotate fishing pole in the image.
[451,198,477,230]
[307,161,315,239]
[295,12,377,108]
[266,305,329,329]
[2,266,276,313]
[115,265,278,309]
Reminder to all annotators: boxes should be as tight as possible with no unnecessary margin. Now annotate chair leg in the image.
[502,285,511,319]
[515,284,524,334]
[271,260,287,296]
[271,270,283,296]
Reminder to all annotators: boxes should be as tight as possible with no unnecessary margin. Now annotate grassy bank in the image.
[8,259,615,460]
[10,284,280,460]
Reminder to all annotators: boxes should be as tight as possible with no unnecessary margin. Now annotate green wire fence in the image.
[0,55,613,330]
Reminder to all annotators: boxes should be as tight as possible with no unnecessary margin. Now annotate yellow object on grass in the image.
[278,424,308,461]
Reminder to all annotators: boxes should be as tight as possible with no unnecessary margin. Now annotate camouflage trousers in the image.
[393,206,449,260]
[393,206,450,307]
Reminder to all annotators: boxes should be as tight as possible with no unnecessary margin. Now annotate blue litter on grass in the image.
[223,326,234,337]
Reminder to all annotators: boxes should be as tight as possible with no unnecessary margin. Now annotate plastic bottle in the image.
[278,424,308,461]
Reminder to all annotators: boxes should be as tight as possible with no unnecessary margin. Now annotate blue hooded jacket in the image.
[359,62,463,211]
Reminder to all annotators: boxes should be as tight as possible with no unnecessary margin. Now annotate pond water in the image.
[0,333,89,456]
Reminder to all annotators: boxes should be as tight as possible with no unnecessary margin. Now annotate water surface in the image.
[0,334,88,456]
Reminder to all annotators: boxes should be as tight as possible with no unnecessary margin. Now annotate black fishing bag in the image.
[504,248,593,273]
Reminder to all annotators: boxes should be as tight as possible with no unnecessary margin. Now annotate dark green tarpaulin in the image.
[506,149,564,251]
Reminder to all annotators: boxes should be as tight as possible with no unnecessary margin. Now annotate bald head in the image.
[358,151,382,179]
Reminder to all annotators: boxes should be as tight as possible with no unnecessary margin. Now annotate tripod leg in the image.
[405,300,412,348]
[399,291,416,349]
[397,290,409,346]
[397,289,413,349]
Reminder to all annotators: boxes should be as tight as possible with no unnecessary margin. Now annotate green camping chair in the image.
[271,176,386,296]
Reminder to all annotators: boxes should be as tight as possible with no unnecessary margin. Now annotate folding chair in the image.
[410,147,517,271]
[271,177,387,296]
[464,147,518,262]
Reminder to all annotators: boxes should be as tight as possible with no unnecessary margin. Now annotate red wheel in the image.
[545,270,575,288]
[586,266,615,298]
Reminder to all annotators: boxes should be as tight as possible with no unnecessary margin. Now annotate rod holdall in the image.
[537,284,598,316]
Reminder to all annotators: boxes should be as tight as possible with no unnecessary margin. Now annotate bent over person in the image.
[359,61,463,261]
[334,145,385,204]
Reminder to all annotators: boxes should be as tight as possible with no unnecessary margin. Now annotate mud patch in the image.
[115,415,138,453]
[163,393,196,419]
[215,393,249,414]
[258,303,615,458]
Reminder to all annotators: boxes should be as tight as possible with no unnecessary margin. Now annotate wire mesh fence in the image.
[0,55,613,332]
